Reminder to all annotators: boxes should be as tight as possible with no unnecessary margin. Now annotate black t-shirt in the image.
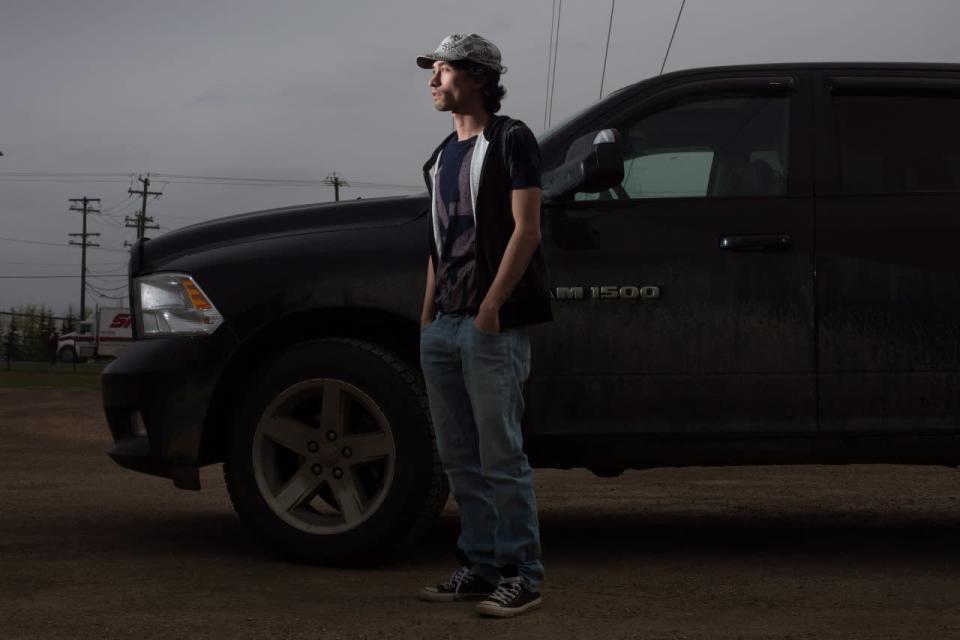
[435,135,479,313]
[434,128,542,314]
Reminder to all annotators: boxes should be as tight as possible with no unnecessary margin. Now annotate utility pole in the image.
[323,172,349,202]
[68,197,101,320]
[125,173,161,240]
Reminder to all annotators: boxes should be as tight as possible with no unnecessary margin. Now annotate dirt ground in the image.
[3,389,960,640]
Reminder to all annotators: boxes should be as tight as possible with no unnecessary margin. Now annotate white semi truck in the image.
[58,307,133,362]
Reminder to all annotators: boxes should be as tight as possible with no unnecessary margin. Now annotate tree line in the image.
[1,304,80,362]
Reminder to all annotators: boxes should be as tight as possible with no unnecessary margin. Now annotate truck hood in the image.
[140,195,428,271]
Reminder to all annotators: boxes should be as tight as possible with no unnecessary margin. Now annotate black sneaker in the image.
[475,576,542,618]
[419,566,496,602]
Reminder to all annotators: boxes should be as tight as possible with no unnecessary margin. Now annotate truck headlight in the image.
[135,273,223,336]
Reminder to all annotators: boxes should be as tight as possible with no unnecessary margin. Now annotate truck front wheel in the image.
[224,338,447,565]
[58,346,77,363]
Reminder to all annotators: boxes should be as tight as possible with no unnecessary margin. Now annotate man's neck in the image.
[451,109,490,142]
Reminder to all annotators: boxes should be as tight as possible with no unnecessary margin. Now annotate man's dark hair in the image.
[450,60,507,114]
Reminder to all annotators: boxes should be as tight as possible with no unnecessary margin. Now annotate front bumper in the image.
[101,327,238,489]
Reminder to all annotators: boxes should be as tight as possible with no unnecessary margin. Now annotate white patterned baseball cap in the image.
[416,33,508,74]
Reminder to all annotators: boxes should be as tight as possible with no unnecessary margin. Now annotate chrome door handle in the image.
[719,234,792,251]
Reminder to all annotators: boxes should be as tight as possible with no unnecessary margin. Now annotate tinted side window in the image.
[576,92,791,201]
[834,93,960,194]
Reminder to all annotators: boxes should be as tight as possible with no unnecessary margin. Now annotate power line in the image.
[85,282,128,300]
[157,178,422,189]
[86,282,125,292]
[0,235,125,252]
[1,269,126,277]
[153,180,422,191]
[544,0,558,130]
[86,265,128,275]
[0,171,422,190]
[599,0,616,99]
[101,194,138,214]
[0,178,132,184]
[0,311,70,319]
[155,212,206,222]
[660,0,687,76]
[546,0,563,128]
[0,171,133,177]
[0,260,120,266]
[351,182,424,190]
[151,173,421,188]
[86,281,129,291]
[86,281,127,291]
[153,172,330,184]
[0,235,67,247]
[99,200,141,227]
[0,274,123,279]
[95,211,128,228]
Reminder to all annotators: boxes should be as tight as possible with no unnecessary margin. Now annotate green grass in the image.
[0,362,106,390]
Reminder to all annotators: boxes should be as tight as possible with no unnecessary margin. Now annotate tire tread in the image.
[223,336,447,564]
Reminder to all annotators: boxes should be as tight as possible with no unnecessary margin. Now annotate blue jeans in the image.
[419,311,544,591]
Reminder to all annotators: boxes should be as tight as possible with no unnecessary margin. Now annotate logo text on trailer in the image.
[109,313,133,329]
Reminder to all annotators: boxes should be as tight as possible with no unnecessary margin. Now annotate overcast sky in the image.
[2,0,958,314]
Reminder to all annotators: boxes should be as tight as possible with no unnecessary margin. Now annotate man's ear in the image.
[471,74,487,95]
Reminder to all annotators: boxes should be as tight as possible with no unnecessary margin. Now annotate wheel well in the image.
[199,308,420,465]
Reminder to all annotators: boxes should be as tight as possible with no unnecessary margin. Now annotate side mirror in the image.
[542,129,624,200]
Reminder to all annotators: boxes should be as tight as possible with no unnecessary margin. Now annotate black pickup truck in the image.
[103,62,960,564]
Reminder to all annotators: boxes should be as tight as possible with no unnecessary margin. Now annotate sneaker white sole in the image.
[419,588,490,603]
[475,596,542,618]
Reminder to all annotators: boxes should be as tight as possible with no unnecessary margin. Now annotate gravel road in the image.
[3,388,960,639]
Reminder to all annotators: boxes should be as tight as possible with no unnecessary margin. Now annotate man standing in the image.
[416,34,552,618]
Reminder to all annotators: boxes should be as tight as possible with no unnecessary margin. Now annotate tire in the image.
[58,346,77,363]
[224,338,448,565]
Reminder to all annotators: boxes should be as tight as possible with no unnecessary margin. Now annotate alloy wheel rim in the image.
[252,378,397,535]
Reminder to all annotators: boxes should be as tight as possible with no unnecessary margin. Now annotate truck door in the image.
[814,72,960,434]
[76,322,96,359]
[528,73,816,436]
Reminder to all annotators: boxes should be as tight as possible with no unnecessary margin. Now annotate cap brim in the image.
[416,55,438,69]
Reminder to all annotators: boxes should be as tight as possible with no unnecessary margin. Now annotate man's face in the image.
[428,60,481,113]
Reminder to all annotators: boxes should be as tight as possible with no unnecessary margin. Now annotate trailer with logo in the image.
[58,307,133,362]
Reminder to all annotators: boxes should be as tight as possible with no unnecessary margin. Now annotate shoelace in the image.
[486,577,523,605]
[442,566,472,592]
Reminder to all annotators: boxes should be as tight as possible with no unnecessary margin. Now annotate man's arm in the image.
[474,186,542,334]
[421,256,437,329]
